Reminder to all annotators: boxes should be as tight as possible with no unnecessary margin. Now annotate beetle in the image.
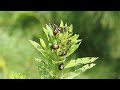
[51,44,59,50]
[53,29,59,35]
[49,23,57,29]
[58,63,64,70]
[58,27,63,33]
[59,50,67,56]
[67,39,71,45]
[49,23,63,35]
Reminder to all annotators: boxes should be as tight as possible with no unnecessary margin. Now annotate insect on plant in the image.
[29,20,98,79]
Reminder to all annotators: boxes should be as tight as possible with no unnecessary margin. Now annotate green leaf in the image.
[75,39,82,44]
[9,73,26,79]
[45,24,56,44]
[65,22,67,27]
[36,51,55,75]
[38,63,53,79]
[76,57,98,64]
[64,59,77,69]
[29,40,53,68]
[60,20,64,27]
[29,40,54,62]
[51,36,57,44]
[40,38,46,49]
[29,40,42,50]
[70,34,79,43]
[30,40,45,58]
[63,72,81,79]
[64,43,81,58]
[64,57,98,69]
[63,63,96,79]
[42,27,49,41]
[69,24,73,32]
[79,63,96,72]
[29,40,47,58]
[35,58,42,62]
[46,24,53,36]
[38,49,55,62]
[35,56,49,66]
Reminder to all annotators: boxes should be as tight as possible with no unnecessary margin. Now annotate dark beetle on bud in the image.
[67,39,71,45]
[59,50,67,56]
[51,44,59,50]
[58,27,63,33]
[49,23,63,35]
[53,29,59,35]
[50,23,59,30]
[59,63,64,70]
[49,23,58,30]
[53,27,63,35]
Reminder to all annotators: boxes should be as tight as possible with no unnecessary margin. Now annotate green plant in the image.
[29,20,98,79]
[9,73,26,79]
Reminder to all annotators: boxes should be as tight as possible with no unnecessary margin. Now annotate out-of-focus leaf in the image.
[30,40,47,58]
[65,22,67,27]
[36,55,55,74]
[35,58,42,62]
[42,27,49,41]
[74,39,82,44]
[60,20,64,27]
[29,40,42,50]
[40,38,46,49]
[0,56,7,79]
[63,72,80,79]
[29,40,49,59]
[46,24,53,36]
[69,24,73,32]
[38,62,54,79]
[39,49,55,61]
[9,73,26,79]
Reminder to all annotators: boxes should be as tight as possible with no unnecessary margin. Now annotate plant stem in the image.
[59,71,63,79]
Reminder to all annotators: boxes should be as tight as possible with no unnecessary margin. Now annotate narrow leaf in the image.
[79,63,96,72]
[29,40,54,63]
[29,40,42,50]
[74,39,82,44]
[42,27,49,41]
[60,20,64,27]
[37,49,55,62]
[76,57,98,64]
[65,22,67,27]
[70,34,79,43]
[63,72,80,79]
[46,24,53,36]
[64,59,77,69]
[69,24,73,32]
[64,63,96,79]
[35,58,42,62]
[40,38,46,49]
[64,43,80,58]
[64,57,98,69]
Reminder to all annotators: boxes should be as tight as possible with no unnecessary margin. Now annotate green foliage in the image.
[0,56,7,78]
[30,21,98,79]
[0,11,120,79]
[9,73,26,79]
[64,57,98,69]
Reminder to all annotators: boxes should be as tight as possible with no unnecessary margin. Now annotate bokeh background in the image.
[0,11,120,79]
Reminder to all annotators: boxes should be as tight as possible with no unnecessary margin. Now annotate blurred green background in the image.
[0,11,120,79]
